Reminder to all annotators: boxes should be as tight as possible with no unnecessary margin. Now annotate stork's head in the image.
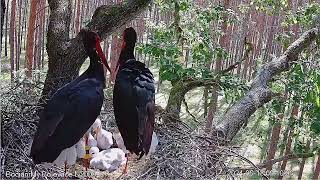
[121,27,137,49]
[117,27,137,69]
[79,29,111,73]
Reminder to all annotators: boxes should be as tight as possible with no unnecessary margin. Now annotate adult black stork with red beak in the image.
[113,27,155,173]
[30,30,111,169]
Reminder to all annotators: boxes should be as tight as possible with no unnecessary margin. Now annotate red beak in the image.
[95,37,112,74]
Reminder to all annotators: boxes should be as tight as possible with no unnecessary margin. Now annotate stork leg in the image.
[64,161,67,180]
[116,153,130,179]
[83,134,91,172]
[123,153,130,174]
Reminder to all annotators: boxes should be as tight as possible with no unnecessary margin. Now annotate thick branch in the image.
[215,28,319,141]
[68,0,152,65]
[86,0,151,39]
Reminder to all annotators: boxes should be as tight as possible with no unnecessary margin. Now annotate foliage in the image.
[138,1,229,82]
[138,0,248,105]
[268,2,320,155]
[251,0,288,14]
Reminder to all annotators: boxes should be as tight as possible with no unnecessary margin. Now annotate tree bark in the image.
[25,0,38,77]
[40,0,152,103]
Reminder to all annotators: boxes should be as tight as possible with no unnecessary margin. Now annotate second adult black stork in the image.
[30,30,111,172]
[113,27,155,173]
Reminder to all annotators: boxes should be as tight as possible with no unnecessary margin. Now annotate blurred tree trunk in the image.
[265,93,287,171]
[25,0,38,77]
[278,104,299,179]
[265,121,281,170]
[15,0,22,70]
[34,7,39,70]
[0,0,4,74]
[21,0,27,50]
[75,0,81,34]
[297,140,310,179]
[313,154,320,180]
[0,0,5,41]
[4,0,9,56]
[38,0,45,69]
[9,0,16,81]
[259,121,272,162]
[205,0,229,132]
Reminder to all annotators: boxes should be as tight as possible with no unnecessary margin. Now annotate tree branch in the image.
[221,38,253,74]
[70,0,151,64]
[231,153,315,173]
[214,28,319,141]
[86,0,151,39]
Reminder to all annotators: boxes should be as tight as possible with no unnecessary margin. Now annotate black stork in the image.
[30,30,111,171]
[113,27,155,173]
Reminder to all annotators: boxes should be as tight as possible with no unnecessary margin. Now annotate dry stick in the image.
[231,153,315,173]
[182,97,198,123]
[220,147,268,179]
[220,40,253,75]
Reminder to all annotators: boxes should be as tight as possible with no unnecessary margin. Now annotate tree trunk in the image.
[265,120,281,171]
[0,0,5,41]
[313,154,320,180]
[0,0,4,72]
[9,0,16,81]
[265,93,287,171]
[297,140,310,179]
[15,0,22,70]
[278,104,299,179]
[75,0,81,34]
[25,0,38,77]
[205,0,229,132]
[4,0,9,56]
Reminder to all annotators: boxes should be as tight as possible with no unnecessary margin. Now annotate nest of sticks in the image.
[0,79,64,179]
[1,78,263,180]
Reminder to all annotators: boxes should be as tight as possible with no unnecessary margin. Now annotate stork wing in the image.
[30,79,104,163]
[131,62,155,156]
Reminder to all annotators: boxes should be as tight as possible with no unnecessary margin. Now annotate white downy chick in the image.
[112,131,127,153]
[92,118,113,150]
[53,145,77,166]
[148,131,158,155]
[89,147,100,157]
[90,148,126,172]
[76,137,85,159]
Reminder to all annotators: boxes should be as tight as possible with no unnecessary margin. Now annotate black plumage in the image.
[113,27,155,158]
[30,30,110,164]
